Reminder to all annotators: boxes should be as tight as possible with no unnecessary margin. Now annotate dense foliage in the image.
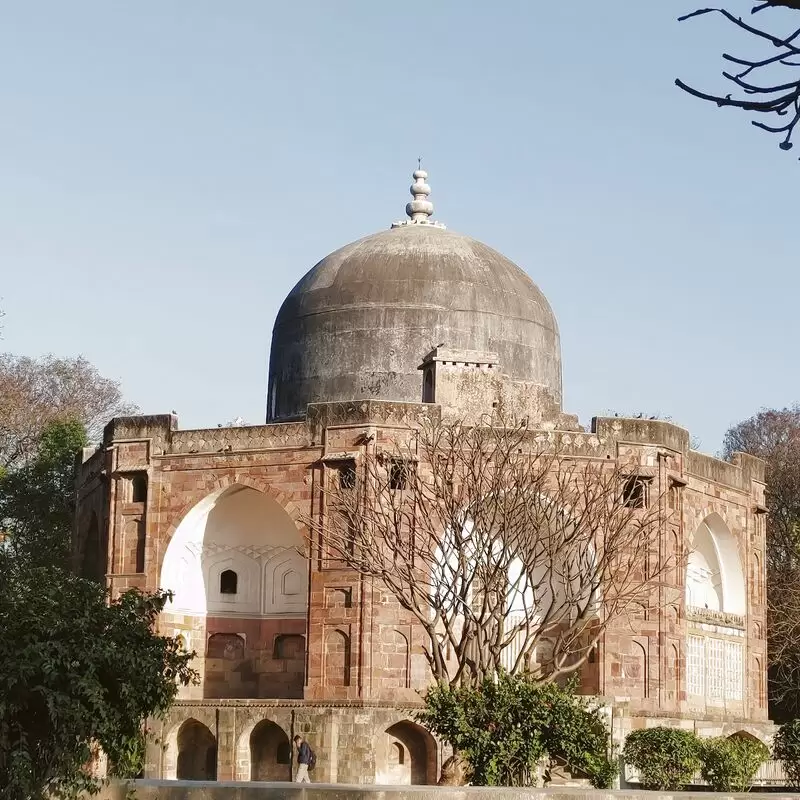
[0,417,196,798]
[418,673,614,787]
[623,727,701,791]
[0,419,86,567]
[699,736,769,792]
[0,558,196,800]
[773,719,800,787]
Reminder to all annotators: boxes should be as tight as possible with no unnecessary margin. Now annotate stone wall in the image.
[73,405,771,782]
[149,702,438,784]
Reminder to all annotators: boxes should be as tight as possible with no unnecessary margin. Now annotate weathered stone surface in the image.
[95,781,800,800]
[267,224,562,422]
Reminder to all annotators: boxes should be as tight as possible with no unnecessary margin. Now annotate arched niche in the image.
[249,720,291,781]
[379,721,437,785]
[431,497,596,675]
[176,719,217,781]
[685,513,746,615]
[160,485,308,618]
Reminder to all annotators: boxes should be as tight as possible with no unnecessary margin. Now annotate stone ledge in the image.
[95,781,799,800]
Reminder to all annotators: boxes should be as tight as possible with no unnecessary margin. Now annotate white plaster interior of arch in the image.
[686,513,746,615]
[430,494,595,673]
[160,485,308,617]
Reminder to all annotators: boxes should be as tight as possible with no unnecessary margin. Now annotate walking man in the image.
[293,734,314,783]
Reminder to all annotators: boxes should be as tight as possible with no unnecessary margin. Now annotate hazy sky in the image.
[2,2,796,454]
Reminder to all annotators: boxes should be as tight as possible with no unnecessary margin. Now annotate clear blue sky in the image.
[2,2,796,454]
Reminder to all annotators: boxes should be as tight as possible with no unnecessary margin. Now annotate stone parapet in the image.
[96,781,799,800]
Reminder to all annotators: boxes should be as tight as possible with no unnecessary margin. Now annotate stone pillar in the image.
[216,707,236,781]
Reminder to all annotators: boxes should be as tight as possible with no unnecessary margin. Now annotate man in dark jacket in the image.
[293,734,313,783]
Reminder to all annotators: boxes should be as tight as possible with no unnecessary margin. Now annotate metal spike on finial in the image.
[391,163,446,229]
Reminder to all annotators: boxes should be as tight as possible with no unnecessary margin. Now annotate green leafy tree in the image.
[0,554,197,800]
[700,736,769,792]
[0,418,86,567]
[623,727,701,790]
[773,719,800,787]
[0,415,196,798]
[418,673,614,787]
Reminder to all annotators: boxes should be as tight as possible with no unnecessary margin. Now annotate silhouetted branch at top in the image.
[677,2,800,153]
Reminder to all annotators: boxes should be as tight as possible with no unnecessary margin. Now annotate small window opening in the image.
[131,474,147,503]
[220,569,238,595]
[623,476,649,509]
[390,459,413,490]
[338,460,356,490]
[423,369,435,403]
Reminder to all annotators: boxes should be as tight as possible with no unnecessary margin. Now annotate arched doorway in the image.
[160,485,309,699]
[250,720,291,781]
[381,721,437,785]
[176,719,217,780]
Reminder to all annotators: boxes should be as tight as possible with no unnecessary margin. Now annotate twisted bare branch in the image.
[308,415,677,688]
[677,3,800,152]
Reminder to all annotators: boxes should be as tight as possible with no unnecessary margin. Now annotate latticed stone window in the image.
[707,638,724,700]
[687,635,744,702]
[687,635,705,697]
[725,641,744,701]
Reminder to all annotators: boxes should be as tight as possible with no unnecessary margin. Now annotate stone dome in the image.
[267,173,561,422]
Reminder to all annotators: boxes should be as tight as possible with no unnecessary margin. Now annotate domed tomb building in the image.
[75,169,770,785]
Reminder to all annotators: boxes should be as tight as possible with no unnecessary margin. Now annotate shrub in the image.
[584,752,618,789]
[623,727,701,790]
[774,719,800,787]
[700,736,769,792]
[418,673,613,787]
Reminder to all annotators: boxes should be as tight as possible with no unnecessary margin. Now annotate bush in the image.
[774,719,800,787]
[584,752,618,789]
[418,673,613,787]
[623,727,701,790]
[700,736,769,791]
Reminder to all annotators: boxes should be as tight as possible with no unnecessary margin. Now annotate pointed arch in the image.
[631,640,649,698]
[379,721,437,785]
[159,483,308,616]
[249,719,291,781]
[686,513,745,615]
[176,719,217,780]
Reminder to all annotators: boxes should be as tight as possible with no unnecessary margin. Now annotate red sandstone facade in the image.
[73,169,772,784]
[74,403,770,784]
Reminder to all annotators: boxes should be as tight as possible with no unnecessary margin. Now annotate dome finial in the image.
[391,163,446,229]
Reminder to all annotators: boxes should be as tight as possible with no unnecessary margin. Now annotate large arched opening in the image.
[685,513,747,707]
[430,496,597,680]
[379,721,437,785]
[176,719,217,781]
[160,485,308,699]
[249,720,291,781]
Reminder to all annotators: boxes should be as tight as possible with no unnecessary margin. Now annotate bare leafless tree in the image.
[677,2,800,153]
[0,354,138,470]
[312,416,673,687]
[723,405,800,719]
